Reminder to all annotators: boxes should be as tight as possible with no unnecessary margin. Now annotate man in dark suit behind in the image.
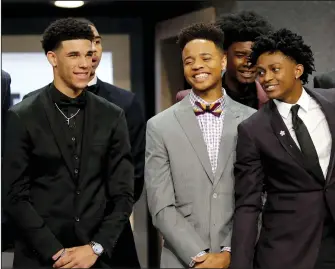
[78,18,145,269]
[3,18,134,268]
[314,70,335,89]
[231,29,335,269]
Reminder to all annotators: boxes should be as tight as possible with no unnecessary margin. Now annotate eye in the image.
[258,70,265,77]
[273,67,280,72]
[203,57,211,61]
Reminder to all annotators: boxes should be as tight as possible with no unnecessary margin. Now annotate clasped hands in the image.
[52,245,98,268]
[192,251,231,268]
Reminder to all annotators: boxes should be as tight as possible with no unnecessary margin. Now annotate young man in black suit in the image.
[231,29,335,269]
[83,18,145,268]
[2,18,134,268]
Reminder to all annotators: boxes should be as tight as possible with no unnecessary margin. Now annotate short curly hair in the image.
[216,11,273,50]
[176,22,225,51]
[41,17,94,55]
[251,28,315,84]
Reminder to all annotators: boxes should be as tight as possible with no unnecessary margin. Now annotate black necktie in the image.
[291,104,324,180]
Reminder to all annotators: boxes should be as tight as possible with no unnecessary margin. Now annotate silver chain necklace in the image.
[54,103,80,125]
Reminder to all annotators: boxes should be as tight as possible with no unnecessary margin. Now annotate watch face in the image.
[93,244,103,254]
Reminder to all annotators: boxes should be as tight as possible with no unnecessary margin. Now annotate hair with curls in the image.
[41,17,94,55]
[251,28,315,84]
[176,22,225,51]
[216,11,273,50]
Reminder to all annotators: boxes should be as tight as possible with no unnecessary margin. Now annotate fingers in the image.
[60,261,77,268]
[52,248,65,261]
[53,252,72,268]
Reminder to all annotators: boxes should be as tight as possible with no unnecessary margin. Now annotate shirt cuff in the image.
[189,250,207,267]
[221,246,231,253]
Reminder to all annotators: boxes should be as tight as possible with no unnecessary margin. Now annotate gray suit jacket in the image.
[145,93,256,268]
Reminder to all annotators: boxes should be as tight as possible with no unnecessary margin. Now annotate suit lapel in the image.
[214,96,241,187]
[174,97,214,183]
[269,101,307,169]
[40,86,75,179]
[78,92,96,185]
[307,89,335,184]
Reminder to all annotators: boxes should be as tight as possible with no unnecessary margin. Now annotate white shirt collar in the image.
[273,87,310,119]
[88,75,98,86]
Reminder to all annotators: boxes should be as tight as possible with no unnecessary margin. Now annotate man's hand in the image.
[52,245,98,268]
[193,251,231,268]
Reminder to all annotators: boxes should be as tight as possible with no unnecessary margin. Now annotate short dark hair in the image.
[251,28,315,84]
[41,17,94,55]
[216,11,273,50]
[76,18,96,27]
[176,22,225,51]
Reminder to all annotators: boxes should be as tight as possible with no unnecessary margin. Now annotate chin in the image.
[237,77,256,85]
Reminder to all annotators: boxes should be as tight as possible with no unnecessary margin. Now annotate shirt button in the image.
[76,190,80,195]
[75,217,80,222]
[213,193,218,199]
[72,137,76,142]
[74,169,79,174]
[74,155,79,160]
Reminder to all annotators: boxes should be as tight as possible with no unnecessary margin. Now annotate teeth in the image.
[267,85,276,89]
[195,73,208,79]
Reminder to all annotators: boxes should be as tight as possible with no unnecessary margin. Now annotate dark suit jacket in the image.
[1,70,14,251]
[314,70,335,89]
[24,79,145,268]
[231,88,335,269]
[2,84,134,268]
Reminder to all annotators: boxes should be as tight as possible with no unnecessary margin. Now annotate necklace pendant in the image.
[67,118,70,125]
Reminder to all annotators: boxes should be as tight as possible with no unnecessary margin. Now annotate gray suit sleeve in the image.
[145,119,208,266]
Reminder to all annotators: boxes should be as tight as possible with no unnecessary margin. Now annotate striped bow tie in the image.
[194,101,222,117]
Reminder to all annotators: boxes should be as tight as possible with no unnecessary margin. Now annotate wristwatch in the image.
[89,241,104,256]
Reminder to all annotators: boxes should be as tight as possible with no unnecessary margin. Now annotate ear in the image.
[221,52,227,71]
[295,64,304,80]
[46,51,57,68]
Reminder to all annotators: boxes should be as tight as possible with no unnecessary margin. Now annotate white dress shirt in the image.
[273,88,332,178]
[88,75,98,86]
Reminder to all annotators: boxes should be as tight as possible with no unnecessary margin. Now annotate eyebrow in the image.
[66,50,94,56]
[94,36,102,40]
[234,50,252,54]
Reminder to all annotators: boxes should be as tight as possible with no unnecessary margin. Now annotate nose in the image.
[192,58,204,70]
[78,56,90,69]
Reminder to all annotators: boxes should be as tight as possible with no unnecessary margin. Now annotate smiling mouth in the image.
[264,84,279,91]
[239,70,255,77]
[193,73,209,82]
[74,73,89,79]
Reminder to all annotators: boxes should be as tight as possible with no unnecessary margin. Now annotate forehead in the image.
[90,25,100,38]
[257,51,293,67]
[182,39,219,58]
[230,41,254,52]
[59,39,92,52]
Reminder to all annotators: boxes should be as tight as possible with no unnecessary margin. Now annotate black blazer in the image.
[25,79,145,268]
[231,88,335,269]
[314,70,335,89]
[2,84,134,268]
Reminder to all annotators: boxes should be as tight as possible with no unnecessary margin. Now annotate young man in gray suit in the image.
[145,23,256,268]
